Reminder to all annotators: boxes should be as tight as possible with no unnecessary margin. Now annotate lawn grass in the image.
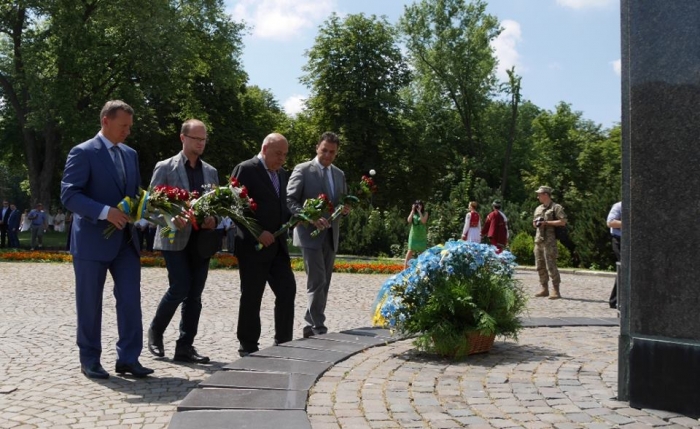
[17,230,69,250]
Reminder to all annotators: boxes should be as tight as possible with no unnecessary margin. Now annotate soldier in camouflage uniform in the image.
[532,186,567,299]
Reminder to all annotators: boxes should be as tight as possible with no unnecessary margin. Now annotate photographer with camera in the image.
[404,200,429,268]
[532,186,567,300]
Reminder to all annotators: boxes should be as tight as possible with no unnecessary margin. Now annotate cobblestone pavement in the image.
[0,262,698,428]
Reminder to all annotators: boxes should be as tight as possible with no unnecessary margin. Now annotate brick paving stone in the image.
[4,264,700,428]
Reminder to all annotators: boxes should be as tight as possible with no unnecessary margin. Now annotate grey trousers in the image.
[30,225,44,248]
[300,232,336,335]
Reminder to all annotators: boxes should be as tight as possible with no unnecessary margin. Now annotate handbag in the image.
[196,229,222,259]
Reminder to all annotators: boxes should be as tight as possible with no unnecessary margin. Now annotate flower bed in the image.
[0,250,403,274]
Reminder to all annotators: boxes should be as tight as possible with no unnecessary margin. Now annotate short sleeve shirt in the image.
[534,202,567,242]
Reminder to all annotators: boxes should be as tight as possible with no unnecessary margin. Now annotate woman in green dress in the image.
[404,200,429,268]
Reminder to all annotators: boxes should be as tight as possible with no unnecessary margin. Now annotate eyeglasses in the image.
[184,134,207,142]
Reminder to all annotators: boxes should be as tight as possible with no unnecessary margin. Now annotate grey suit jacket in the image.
[150,151,219,251]
[287,159,346,251]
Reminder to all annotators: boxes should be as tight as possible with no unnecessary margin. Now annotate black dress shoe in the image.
[115,361,154,378]
[81,363,109,379]
[238,348,258,357]
[148,328,164,357]
[173,346,210,364]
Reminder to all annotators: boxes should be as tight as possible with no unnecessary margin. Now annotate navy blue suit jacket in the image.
[61,135,142,261]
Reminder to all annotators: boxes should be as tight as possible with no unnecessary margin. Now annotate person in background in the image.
[481,200,508,253]
[0,200,9,247]
[20,209,31,232]
[404,200,429,268]
[231,133,296,356]
[28,203,47,250]
[54,209,66,233]
[46,210,55,232]
[287,131,350,339]
[607,201,621,309]
[7,203,20,248]
[135,218,149,250]
[61,100,152,379]
[461,201,481,242]
[65,212,73,250]
[532,186,567,300]
[216,216,229,251]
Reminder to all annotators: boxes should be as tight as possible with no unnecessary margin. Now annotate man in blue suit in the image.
[61,100,153,379]
[7,203,20,248]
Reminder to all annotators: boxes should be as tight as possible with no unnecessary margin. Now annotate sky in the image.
[224,0,621,128]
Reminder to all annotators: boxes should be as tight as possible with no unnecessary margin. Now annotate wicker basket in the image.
[466,331,496,355]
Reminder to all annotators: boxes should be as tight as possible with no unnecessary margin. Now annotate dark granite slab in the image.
[520,317,567,327]
[558,317,618,326]
[629,337,700,418]
[279,338,367,354]
[520,317,619,328]
[169,410,311,429]
[223,357,333,376]
[199,370,317,391]
[177,388,307,411]
[316,332,390,346]
[253,346,349,363]
[340,327,398,340]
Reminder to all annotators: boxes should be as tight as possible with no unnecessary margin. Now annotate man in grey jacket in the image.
[147,119,218,363]
[287,132,349,338]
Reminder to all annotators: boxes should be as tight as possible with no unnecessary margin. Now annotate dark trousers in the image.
[0,224,7,247]
[74,232,142,366]
[150,236,210,350]
[236,242,296,352]
[8,229,19,248]
[609,235,621,308]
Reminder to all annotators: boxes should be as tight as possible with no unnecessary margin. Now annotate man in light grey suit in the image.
[147,119,218,364]
[287,132,349,338]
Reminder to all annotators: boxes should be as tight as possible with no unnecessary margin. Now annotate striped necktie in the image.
[111,145,126,186]
[269,170,280,196]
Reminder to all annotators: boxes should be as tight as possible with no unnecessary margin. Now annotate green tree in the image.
[300,13,411,207]
[0,0,246,206]
[399,0,501,155]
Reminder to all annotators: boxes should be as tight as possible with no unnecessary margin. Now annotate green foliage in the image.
[509,232,534,266]
[376,242,527,359]
[400,0,501,153]
[338,206,407,257]
[301,13,411,208]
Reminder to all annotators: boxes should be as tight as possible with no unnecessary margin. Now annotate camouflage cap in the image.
[535,186,552,194]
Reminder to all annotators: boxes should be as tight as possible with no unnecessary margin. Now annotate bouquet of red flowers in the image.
[310,174,377,238]
[184,177,260,237]
[104,186,190,241]
[256,193,332,250]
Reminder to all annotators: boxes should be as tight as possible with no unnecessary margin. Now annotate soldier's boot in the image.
[548,285,561,300]
[534,285,549,297]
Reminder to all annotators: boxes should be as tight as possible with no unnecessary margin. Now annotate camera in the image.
[535,217,545,227]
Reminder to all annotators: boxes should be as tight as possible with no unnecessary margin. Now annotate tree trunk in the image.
[25,123,62,209]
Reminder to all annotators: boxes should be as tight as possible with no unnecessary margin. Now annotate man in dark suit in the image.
[0,200,9,248]
[7,203,20,248]
[61,100,153,379]
[147,119,218,364]
[231,133,296,357]
[287,132,348,338]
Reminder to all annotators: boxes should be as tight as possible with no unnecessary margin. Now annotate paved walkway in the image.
[0,262,698,428]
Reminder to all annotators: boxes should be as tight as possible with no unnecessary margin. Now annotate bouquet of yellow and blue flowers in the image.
[372,240,526,359]
[104,186,191,242]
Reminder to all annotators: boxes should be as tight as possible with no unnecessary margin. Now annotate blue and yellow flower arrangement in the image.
[372,240,527,359]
